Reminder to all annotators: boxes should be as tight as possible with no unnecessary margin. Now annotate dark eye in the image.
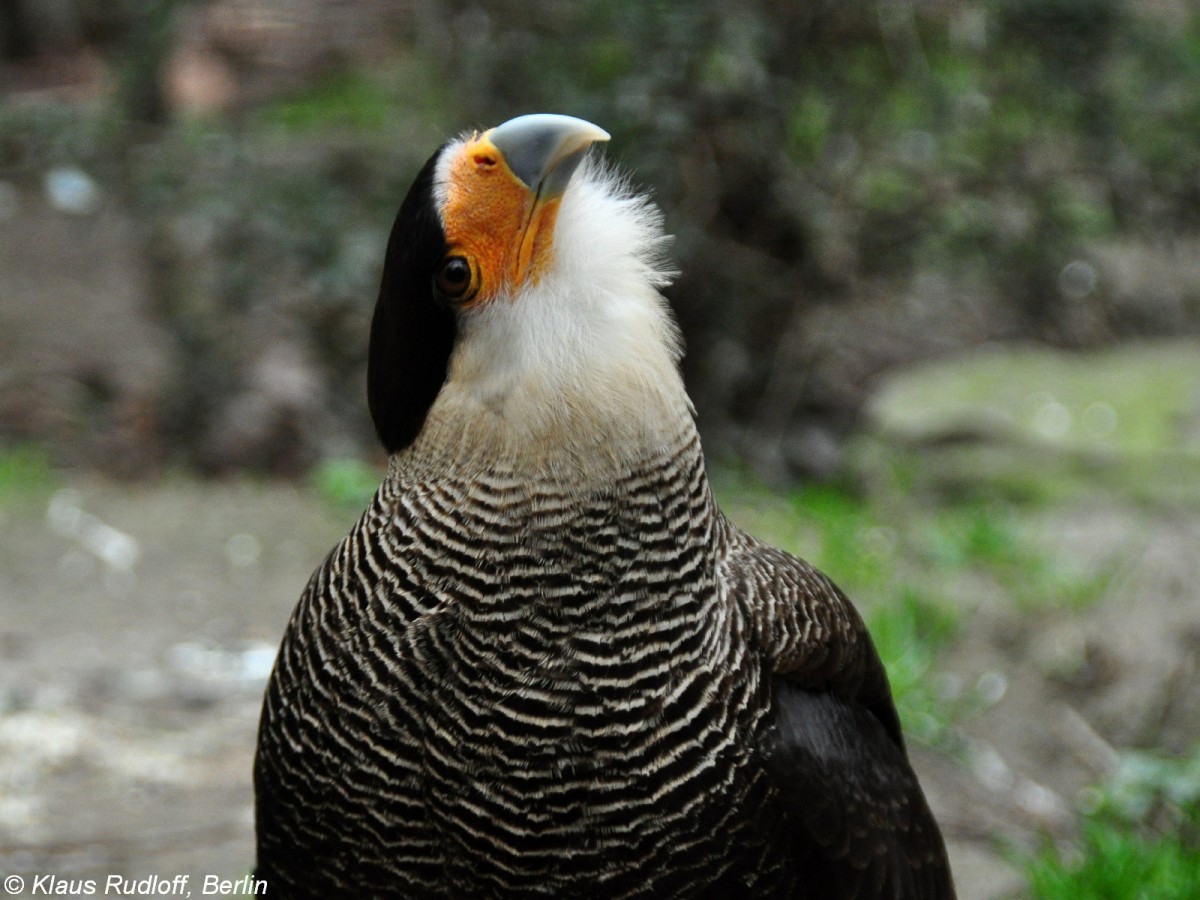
[435,256,475,301]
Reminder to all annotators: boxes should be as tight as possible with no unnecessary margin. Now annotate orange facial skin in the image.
[440,131,563,307]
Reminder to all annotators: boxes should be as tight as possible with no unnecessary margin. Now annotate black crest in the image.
[368,146,457,454]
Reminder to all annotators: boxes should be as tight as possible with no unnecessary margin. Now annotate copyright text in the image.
[2,874,267,897]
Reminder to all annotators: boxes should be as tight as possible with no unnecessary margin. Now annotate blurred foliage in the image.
[310,456,382,512]
[1100,746,1200,828]
[258,71,394,133]
[1026,821,1200,899]
[918,502,1109,612]
[869,343,1200,459]
[4,0,1200,477]
[1024,743,1200,898]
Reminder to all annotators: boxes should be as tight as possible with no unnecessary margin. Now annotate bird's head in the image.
[368,114,684,465]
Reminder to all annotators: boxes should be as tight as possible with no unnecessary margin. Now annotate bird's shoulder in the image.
[716,519,956,898]
[716,519,896,726]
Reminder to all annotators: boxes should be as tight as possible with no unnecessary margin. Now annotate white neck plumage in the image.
[398,160,696,485]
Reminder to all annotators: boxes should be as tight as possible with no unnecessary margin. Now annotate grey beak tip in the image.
[489,114,611,191]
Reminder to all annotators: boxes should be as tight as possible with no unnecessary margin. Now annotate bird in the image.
[254,113,956,899]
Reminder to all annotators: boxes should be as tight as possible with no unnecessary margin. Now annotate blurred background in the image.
[2,0,1199,897]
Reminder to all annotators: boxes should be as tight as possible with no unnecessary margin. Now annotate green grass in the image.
[863,587,961,746]
[1101,748,1200,825]
[310,457,382,512]
[918,503,1111,613]
[1024,745,1200,898]
[0,445,55,504]
[1027,822,1200,899]
[862,342,1200,507]
[788,483,892,593]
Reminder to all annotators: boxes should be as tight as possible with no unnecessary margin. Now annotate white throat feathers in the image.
[406,154,694,481]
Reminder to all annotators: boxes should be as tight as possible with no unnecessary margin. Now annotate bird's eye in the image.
[434,255,476,302]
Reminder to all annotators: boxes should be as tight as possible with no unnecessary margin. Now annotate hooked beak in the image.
[486,113,611,200]
[438,114,610,303]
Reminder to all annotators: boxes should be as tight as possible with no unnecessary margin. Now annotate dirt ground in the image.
[0,479,347,894]
[1,473,1197,899]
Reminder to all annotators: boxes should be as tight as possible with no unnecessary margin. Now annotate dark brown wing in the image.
[719,523,956,899]
[767,681,955,899]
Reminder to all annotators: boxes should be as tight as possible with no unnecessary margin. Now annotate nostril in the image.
[474,153,497,168]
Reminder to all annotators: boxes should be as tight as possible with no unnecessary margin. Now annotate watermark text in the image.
[2,873,267,897]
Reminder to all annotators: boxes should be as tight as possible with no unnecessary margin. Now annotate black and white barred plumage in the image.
[254,115,954,898]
